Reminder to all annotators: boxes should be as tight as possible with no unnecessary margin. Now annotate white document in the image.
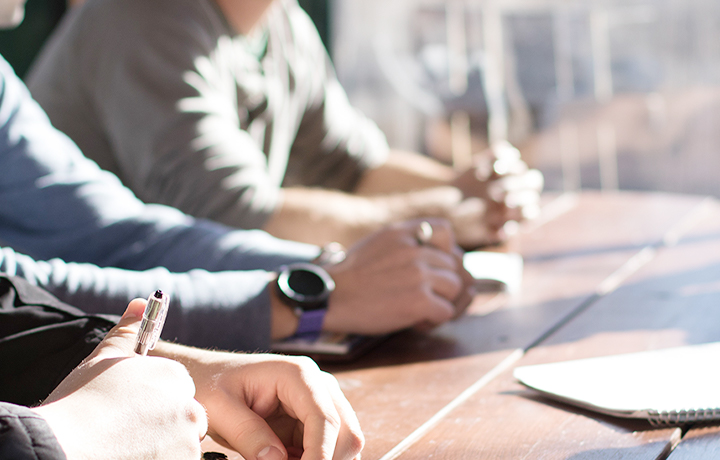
[463,251,524,293]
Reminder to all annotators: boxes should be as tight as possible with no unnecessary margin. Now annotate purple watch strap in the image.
[295,309,326,336]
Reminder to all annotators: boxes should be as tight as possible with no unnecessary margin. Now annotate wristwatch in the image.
[275,262,335,336]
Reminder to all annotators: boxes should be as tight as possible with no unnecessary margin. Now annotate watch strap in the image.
[295,308,327,336]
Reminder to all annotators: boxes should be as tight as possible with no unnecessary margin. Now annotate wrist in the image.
[375,188,462,222]
[272,263,335,338]
[270,283,300,340]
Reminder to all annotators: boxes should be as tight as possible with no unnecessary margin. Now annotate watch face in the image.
[288,268,325,298]
[277,263,335,310]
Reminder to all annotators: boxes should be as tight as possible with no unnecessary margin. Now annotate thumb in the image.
[91,298,147,360]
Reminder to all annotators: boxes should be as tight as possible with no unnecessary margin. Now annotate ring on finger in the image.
[415,221,433,246]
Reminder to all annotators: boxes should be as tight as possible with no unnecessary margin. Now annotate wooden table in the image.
[207,191,720,459]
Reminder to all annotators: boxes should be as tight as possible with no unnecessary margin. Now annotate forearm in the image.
[262,187,391,246]
[353,150,455,195]
[0,246,276,351]
[2,175,318,274]
[262,185,470,247]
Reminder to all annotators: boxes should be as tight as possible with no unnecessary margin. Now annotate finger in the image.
[418,289,457,326]
[493,157,528,177]
[487,173,543,203]
[520,203,541,220]
[501,206,524,224]
[505,191,540,209]
[490,140,522,162]
[483,200,513,228]
[211,403,288,460]
[499,193,541,223]
[503,172,544,197]
[299,402,342,460]
[398,218,456,254]
[321,374,364,460]
[452,282,475,318]
[489,141,524,176]
[92,298,147,360]
[425,266,463,305]
[419,219,457,254]
[418,246,458,271]
[191,398,210,442]
[453,251,476,317]
[453,290,474,318]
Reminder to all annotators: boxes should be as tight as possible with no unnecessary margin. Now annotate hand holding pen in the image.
[34,296,208,460]
[132,292,228,459]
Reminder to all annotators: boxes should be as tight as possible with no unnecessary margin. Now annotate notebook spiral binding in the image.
[647,408,720,426]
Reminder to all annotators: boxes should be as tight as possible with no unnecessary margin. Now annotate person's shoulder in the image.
[73,0,225,53]
[70,0,218,37]
[274,0,326,54]
[278,0,317,32]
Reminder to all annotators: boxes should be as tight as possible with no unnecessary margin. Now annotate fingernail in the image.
[257,446,284,460]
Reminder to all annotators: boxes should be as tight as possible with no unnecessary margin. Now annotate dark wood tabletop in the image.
[204,191,720,459]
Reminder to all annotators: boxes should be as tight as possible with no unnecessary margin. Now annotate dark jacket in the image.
[0,403,67,460]
[0,275,117,459]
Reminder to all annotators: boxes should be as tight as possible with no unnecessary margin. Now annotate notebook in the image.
[514,342,720,426]
[271,251,524,361]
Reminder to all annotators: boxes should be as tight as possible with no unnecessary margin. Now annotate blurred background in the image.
[4,0,720,197]
[332,0,720,196]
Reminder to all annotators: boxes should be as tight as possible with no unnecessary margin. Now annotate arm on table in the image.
[265,147,543,249]
[270,218,476,340]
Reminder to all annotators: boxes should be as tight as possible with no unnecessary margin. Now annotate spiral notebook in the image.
[514,342,720,426]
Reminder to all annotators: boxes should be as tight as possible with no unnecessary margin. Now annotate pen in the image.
[134,290,169,356]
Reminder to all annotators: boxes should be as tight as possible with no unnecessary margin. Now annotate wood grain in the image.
[393,196,719,459]
[668,426,720,459]
[201,192,711,460]
[330,192,706,460]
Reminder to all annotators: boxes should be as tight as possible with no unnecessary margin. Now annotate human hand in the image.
[32,299,208,460]
[156,347,363,460]
[377,187,508,250]
[452,141,544,235]
[323,218,475,335]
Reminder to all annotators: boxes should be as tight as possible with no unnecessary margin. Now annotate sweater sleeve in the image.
[0,404,66,460]
[282,1,390,191]
[0,246,276,351]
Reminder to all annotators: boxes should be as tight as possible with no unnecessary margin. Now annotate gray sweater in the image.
[28,0,389,230]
